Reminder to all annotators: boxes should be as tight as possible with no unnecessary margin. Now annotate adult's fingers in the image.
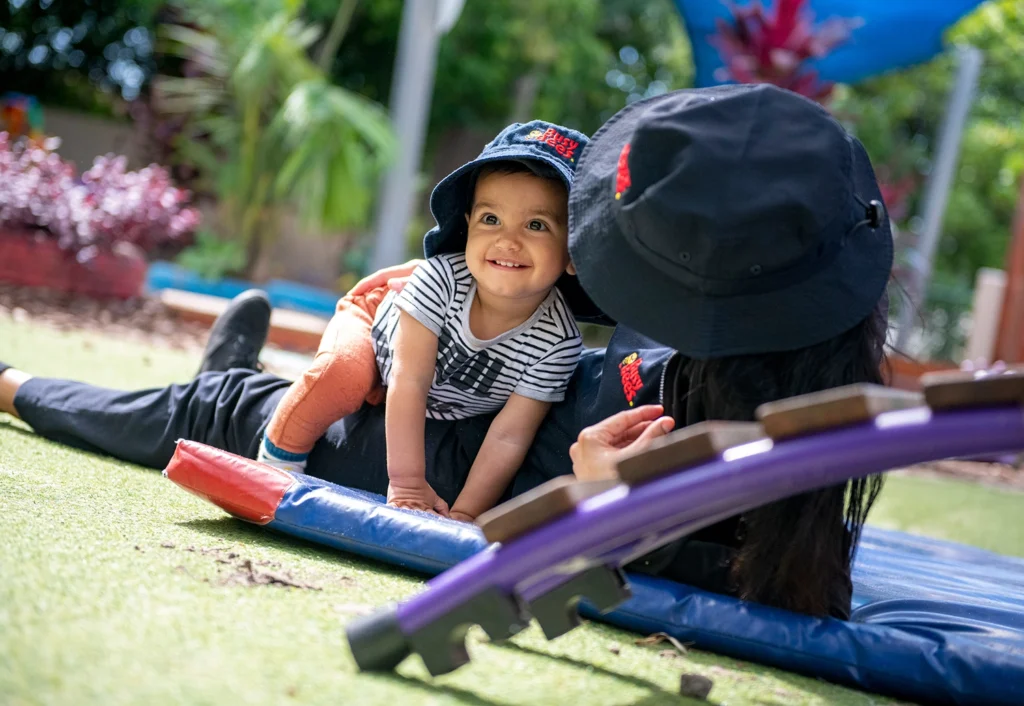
[625,416,675,453]
[387,276,410,293]
[433,495,450,517]
[578,405,666,443]
[349,260,423,296]
[618,420,655,445]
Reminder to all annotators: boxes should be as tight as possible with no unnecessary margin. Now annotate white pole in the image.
[895,45,983,349]
[368,0,465,272]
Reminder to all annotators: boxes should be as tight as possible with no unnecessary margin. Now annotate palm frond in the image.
[158,24,230,78]
[153,76,227,114]
[152,5,395,253]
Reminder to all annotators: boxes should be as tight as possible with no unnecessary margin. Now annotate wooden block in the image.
[476,476,619,544]
[160,289,328,353]
[615,421,765,486]
[922,368,1024,410]
[756,383,923,440]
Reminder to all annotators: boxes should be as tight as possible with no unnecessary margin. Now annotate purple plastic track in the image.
[396,405,1024,634]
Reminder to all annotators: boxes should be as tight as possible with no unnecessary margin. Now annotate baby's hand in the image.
[386,478,450,517]
[448,510,476,524]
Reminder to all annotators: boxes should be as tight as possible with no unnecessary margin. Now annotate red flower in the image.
[711,0,861,104]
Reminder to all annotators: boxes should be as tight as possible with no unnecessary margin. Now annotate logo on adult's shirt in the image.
[525,128,579,161]
[619,352,644,407]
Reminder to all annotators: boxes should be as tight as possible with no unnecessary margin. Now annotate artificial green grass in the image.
[870,472,1024,558]
[2,315,1018,705]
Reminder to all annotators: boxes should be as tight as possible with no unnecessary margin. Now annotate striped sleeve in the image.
[514,334,584,403]
[394,256,455,335]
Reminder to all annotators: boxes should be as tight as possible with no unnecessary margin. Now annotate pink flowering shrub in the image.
[0,132,200,261]
[711,0,860,103]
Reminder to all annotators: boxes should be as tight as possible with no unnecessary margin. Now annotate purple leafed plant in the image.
[711,0,861,103]
[0,132,200,261]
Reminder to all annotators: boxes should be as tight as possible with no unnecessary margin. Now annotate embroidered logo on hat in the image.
[615,143,632,200]
[525,127,580,161]
[619,351,644,406]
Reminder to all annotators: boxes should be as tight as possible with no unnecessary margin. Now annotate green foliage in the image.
[153,0,396,276]
[833,0,1024,285]
[0,0,162,112]
[11,0,1021,327]
[176,230,247,280]
[431,0,692,135]
[827,0,1024,361]
[319,0,692,141]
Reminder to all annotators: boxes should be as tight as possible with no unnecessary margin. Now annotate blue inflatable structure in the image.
[146,262,340,318]
[674,0,987,90]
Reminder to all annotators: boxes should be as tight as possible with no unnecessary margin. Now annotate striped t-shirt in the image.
[370,253,583,421]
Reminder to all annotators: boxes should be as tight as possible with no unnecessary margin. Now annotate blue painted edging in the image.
[146,261,340,318]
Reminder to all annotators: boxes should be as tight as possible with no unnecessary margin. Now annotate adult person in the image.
[0,84,893,620]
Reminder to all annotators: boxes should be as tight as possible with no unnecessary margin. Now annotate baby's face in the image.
[464,171,574,306]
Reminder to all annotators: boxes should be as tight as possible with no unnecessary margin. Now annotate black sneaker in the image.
[196,289,272,375]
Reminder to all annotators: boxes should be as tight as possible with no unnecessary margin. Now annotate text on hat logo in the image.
[525,128,579,161]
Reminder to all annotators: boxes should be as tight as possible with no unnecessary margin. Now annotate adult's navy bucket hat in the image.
[568,84,893,357]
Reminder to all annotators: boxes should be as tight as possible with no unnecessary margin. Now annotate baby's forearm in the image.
[451,435,531,519]
[385,382,428,483]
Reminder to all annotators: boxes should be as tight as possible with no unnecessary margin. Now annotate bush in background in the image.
[0,131,199,260]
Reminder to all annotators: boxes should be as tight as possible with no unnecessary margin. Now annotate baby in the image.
[258,121,592,522]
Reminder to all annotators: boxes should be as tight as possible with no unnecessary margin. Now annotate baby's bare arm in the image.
[450,394,552,521]
[386,311,447,514]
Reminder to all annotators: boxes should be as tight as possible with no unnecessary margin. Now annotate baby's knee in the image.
[307,342,378,390]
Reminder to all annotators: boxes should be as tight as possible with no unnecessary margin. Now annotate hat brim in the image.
[568,93,893,358]
[425,149,613,325]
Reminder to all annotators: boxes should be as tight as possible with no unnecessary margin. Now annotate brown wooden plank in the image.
[922,368,1024,410]
[476,476,620,544]
[756,383,923,440]
[615,421,765,487]
[160,289,328,353]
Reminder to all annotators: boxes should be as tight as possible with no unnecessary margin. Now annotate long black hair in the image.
[676,301,889,618]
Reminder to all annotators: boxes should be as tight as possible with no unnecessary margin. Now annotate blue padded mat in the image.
[263,473,1024,705]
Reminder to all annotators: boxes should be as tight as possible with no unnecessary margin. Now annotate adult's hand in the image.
[348,260,423,297]
[569,405,675,482]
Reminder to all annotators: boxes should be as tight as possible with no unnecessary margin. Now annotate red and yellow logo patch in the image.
[525,128,579,161]
[619,352,644,407]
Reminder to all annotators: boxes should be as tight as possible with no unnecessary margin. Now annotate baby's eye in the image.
[481,213,499,225]
[527,220,548,231]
